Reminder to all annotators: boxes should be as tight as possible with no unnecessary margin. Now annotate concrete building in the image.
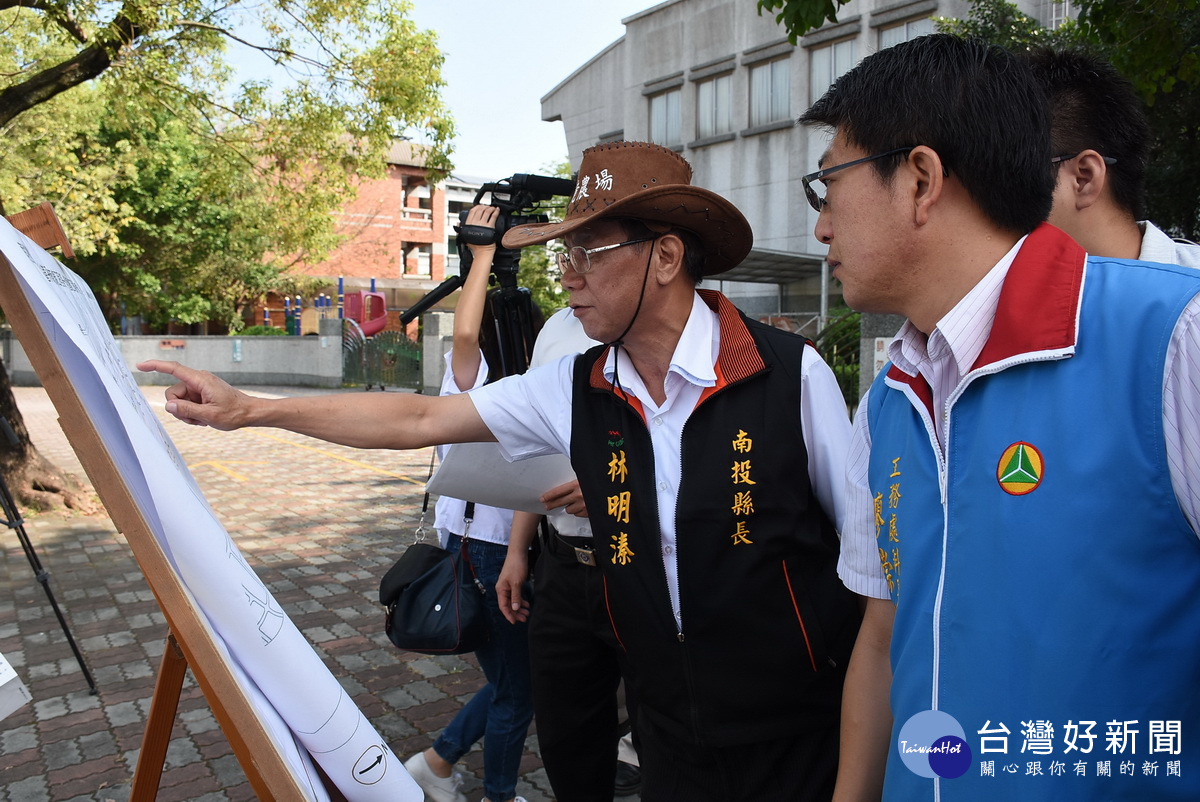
[540,0,1072,343]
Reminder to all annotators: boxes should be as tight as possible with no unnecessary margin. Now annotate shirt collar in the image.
[890,236,1025,378]
[603,291,718,390]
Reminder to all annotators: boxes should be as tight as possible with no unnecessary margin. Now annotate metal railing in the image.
[342,320,421,391]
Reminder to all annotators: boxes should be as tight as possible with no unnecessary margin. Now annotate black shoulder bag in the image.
[379,458,489,655]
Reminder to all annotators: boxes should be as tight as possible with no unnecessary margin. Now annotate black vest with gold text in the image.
[569,291,861,747]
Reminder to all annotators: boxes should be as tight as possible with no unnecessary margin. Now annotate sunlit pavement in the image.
[0,385,555,802]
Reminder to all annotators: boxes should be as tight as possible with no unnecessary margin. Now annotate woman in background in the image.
[403,204,535,802]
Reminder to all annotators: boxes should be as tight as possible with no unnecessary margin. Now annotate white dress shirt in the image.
[527,308,599,538]
[839,238,1200,600]
[433,351,514,546]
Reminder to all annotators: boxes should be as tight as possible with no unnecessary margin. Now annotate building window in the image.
[406,244,431,276]
[696,74,732,139]
[1048,0,1074,29]
[810,39,856,103]
[446,236,461,278]
[879,16,934,49]
[649,89,681,147]
[750,58,790,127]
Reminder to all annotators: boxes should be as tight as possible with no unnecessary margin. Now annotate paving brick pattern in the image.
[0,386,574,802]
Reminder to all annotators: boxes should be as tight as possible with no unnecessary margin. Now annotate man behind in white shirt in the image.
[1024,47,1200,268]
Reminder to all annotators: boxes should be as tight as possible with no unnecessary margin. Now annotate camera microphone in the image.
[508,174,576,199]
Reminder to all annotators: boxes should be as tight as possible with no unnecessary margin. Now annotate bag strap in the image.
[458,501,487,595]
[414,450,437,544]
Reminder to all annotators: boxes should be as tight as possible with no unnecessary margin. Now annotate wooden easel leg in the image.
[130,632,188,801]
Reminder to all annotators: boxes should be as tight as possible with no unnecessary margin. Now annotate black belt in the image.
[547,531,598,567]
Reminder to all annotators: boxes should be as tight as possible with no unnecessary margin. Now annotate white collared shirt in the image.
[528,308,599,537]
[471,291,852,628]
[1139,220,1200,269]
[839,240,1200,599]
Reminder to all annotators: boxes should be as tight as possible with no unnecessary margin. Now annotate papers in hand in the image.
[426,443,577,514]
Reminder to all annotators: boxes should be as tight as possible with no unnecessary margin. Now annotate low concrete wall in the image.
[6,319,347,388]
[3,315,457,392]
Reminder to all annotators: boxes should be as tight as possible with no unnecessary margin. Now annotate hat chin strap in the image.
[606,239,656,398]
[607,240,655,348]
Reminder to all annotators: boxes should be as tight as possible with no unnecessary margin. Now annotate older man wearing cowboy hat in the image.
[139,141,860,801]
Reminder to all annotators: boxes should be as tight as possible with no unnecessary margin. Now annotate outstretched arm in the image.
[137,360,495,450]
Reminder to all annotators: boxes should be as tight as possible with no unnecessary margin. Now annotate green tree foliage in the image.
[0,0,455,509]
[756,0,844,44]
[757,0,1199,239]
[0,0,456,291]
[515,159,573,320]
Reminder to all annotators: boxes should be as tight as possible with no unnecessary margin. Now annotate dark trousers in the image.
[529,531,632,802]
[638,714,838,802]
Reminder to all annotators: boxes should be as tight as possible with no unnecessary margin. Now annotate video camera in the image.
[455,173,575,284]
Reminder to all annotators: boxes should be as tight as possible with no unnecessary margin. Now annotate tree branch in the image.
[0,0,89,43]
[0,10,139,128]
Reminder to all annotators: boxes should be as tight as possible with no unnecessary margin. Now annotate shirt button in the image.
[664,545,673,555]
[653,416,663,426]
[658,482,668,492]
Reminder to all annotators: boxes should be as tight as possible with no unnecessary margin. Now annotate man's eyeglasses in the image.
[1051,152,1118,166]
[555,237,658,274]
[801,146,916,213]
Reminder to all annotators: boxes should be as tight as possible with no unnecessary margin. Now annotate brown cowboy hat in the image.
[500,140,753,276]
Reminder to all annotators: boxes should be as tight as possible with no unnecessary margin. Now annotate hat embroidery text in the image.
[572,174,590,202]
[595,169,614,192]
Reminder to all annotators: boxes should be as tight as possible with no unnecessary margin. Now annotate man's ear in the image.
[653,232,687,285]
[1058,149,1108,211]
[907,145,945,226]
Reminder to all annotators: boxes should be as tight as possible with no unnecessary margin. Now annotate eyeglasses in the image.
[801,146,917,213]
[555,237,658,274]
[1051,152,1118,166]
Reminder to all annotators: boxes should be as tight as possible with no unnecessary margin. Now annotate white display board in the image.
[0,217,419,801]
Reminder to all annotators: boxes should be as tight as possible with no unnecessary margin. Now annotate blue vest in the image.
[868,226,1200,800]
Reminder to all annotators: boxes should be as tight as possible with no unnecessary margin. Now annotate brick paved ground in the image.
[0,385,601,802]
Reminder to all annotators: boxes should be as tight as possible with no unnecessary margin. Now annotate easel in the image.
[0,206,333,799]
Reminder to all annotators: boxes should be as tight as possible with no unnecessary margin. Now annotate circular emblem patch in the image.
[997,442,1043,495]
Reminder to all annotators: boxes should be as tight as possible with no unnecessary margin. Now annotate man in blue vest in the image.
[798,34,1200,800]
[140,141,861,801]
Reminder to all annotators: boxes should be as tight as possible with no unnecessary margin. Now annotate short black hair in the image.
[799,34,1053,234]
[1021,46,1150,220]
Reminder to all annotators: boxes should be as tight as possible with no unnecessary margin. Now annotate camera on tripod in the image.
[455,173,575,284]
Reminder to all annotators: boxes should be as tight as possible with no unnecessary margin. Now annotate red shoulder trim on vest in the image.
[973,223,1084,370]
[699,289,767,384]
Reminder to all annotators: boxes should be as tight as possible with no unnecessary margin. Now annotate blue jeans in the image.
[434,535,533,802]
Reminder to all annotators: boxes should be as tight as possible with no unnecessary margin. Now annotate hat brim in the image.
[501,185,752,276]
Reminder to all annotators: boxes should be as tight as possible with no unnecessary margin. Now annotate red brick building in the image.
[257,142,481,336]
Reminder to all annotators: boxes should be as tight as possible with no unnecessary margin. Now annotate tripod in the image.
[487,248,540,379]
[0,418,97,694]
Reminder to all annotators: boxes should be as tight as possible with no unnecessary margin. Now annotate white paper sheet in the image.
[0,218,420,801]
[426,442,577,514]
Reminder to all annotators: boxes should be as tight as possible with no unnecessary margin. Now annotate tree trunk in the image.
[0,356,101,515]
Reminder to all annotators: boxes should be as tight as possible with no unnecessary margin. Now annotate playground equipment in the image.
[343,291,388,337]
